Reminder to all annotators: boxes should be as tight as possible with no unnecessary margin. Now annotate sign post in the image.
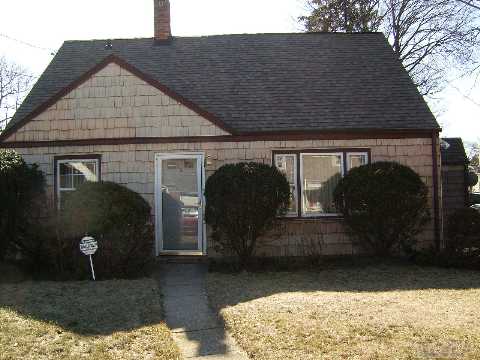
[80,236,98,281]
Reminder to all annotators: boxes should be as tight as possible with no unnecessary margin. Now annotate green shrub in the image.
[0,150,45,260]
[59,181,154,279]
[446,207,480,253]
[205,162,291,267]
[17,213,65,277]
[334,161,430,256]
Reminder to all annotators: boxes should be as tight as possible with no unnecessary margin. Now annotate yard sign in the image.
[80,236,98,280]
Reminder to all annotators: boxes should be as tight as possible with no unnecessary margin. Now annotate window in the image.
[347,152,368,171]
[301,153,343,216]
[274,150,369,217]
[274,154,297,216]
[55,156,101,209]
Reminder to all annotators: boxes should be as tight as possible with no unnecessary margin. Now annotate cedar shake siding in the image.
[8,137,438,256]
[2,63,228,143]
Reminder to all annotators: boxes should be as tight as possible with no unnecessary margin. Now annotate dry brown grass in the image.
[0,279,180,360]
[207,265,480,359]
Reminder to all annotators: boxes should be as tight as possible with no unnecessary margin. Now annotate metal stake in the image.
[89,255,96,281]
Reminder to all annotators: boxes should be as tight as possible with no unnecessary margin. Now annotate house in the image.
[0,0,442,257]
[441,138,469,220]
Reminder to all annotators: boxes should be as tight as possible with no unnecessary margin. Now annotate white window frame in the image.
[274,149,370,218]
[274,153,298,217]
[300,152,345,217]
[56,158,100,209]
[347,152,369,171]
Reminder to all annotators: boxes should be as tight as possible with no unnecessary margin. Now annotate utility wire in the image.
[0,33,56,55]
[449,82,480,107]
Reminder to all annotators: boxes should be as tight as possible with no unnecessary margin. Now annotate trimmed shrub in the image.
[205,162,291,267]
[446,207,480,253]
[334,161,430,256]
[0,150,45,260]
[17,212,63,277]
[60,181,154,279]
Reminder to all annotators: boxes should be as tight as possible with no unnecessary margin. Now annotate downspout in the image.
[464,159,469,207]
[431,131,441,251]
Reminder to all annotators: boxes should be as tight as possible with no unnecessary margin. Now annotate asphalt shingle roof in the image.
[6,33,440,135]
[441,138,468,165]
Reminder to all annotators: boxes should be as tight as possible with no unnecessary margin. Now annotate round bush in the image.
[446,207,480,252]
[61,181,154,279]
[0,150,45,260]
[205,162,291,265]
[334,161,430,256]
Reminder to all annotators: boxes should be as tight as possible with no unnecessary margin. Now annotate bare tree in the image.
[301,0,480,95]
[385,0,480,95]
[0,57,33,131]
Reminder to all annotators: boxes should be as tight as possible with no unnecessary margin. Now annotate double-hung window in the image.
[274,150,369,217]
[55,156,101,209]
[275,154,298,216]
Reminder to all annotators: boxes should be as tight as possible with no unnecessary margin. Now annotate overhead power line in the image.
[0,33,56,55]
[449,82,480,108]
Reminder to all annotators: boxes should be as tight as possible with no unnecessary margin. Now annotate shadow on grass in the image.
[207,261,480,309]
[0,278,165,336]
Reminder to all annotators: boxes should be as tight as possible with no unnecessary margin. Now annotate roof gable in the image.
[2,33,440,141]
[2,59,229,142]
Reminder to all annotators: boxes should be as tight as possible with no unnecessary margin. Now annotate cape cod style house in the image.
[0,0,442,257]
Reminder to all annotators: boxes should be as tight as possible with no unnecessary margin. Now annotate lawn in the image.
[0,278,180,360]
[207,265,480,360]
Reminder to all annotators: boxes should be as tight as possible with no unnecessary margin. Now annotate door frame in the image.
[154,152,206,256]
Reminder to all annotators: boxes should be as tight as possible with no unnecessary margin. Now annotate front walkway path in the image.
[153,263,248,360]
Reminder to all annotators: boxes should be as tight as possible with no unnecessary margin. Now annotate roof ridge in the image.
[63,31,384,43]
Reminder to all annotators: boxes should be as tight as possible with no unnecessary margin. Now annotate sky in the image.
[0,0,479,146]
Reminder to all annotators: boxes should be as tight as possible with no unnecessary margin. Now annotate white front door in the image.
[155,153,205,255]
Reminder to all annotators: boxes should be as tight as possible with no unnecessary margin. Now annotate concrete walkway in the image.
[154,264,248,360]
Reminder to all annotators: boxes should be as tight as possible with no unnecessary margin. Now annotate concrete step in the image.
[156,255,209,264]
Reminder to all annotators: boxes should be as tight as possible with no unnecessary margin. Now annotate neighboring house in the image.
[0,0,442,257]
[441,138,469,220]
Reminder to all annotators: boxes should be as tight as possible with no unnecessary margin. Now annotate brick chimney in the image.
[154,0,171,41]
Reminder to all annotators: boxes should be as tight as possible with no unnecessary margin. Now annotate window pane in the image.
[72,174,87,188]
[302,154,342,215]
[348,153,368,170]
[57,159,99,209]
[69,162,97,181]
[275,154,297,215]
[60,174,73,189]
[60,163,72,176]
